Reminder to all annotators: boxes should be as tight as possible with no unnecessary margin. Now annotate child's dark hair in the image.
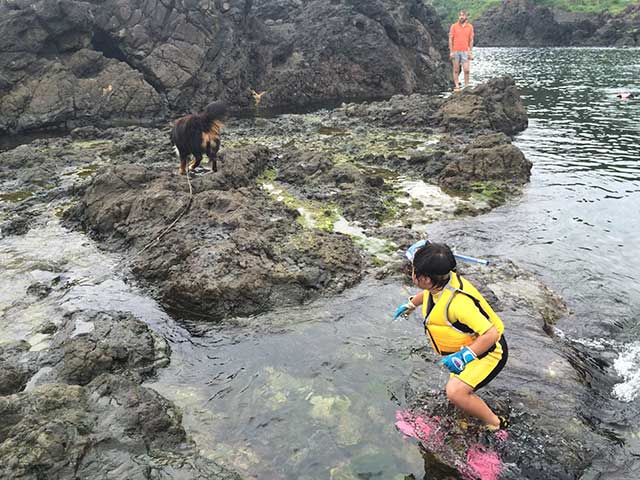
[412,243,457,288]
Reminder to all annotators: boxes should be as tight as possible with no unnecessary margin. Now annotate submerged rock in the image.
[0,374,240,480]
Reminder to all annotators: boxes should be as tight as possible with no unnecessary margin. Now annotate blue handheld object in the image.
[452,253,490,266]
[404,240,489,266]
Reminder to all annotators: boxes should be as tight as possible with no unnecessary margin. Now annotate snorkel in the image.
[405,240,489,266]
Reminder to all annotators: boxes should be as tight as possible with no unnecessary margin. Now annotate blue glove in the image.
[439,346,477,374]
[392,297,418,321]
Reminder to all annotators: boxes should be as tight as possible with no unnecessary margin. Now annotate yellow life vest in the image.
[422,272,504,355]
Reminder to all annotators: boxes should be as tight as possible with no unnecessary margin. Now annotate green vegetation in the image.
[0,191,34,203]
[71,140,113,149]
[469,180,507,207]
[226,127,439,166]
[256,167,278,183]
[428,0,636,24]
[375,188,406,223]
[428,0,501,24]
[62,164,100,178]
[257,173,340,232]
[537,0,635,14]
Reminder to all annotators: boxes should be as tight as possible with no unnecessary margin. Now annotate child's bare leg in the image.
[445,377,499,427]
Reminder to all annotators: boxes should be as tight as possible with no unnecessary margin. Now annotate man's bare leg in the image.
[463,61,470,88]
[445,377,499,427]
[452,61,461,90]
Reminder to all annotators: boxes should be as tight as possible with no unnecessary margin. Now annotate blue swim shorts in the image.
[452,51,469,64]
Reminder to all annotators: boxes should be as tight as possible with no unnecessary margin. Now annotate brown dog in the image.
[170,101,227,175]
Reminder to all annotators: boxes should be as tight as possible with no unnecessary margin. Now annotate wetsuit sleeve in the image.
[449,293,493,336]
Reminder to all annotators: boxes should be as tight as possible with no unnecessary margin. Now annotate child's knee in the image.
[445,380,467,404]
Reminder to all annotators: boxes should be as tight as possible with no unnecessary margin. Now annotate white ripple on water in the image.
[612,342,640,402]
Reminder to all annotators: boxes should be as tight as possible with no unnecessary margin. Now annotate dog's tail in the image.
[169,125,176,146]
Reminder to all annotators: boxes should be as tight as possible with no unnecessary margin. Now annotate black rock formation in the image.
[474,0,640,47]
[0,0,451,134]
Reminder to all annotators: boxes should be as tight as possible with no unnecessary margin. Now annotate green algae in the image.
[453,202,480,216]
[54,202,74,218]
[76,164,100,178]
[0,191,34,203]
[357,164,399,180]
[71,140,113,150]
[259,180,340,232]
[469,181,507,207]
[318,126,351,136]
[375,188,407,223]
[410,198,424,209]
[62,164,100,178]
[259,173,398,260]
[227,125,440,165]
[257,167,278,183]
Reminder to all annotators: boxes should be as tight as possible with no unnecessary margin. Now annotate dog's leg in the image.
[190,153,203,171]
[179,156,188,175]
[207,139,220,172]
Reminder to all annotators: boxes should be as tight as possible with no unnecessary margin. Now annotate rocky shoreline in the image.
[474,0,640,47]
[0,0,451,136]
[0,76,615,478]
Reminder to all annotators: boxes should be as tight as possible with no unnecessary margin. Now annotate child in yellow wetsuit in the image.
[394,242,508,429]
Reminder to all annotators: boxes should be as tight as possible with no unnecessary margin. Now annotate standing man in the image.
[449,10,474,92]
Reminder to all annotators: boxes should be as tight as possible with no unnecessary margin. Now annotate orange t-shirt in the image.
[450,22,474,52]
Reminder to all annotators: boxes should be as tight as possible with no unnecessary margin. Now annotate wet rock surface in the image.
[0,304,236,478]
[39,310,171,386]
[0,374,241,480]
[433,77,528,135]
[0,0,450,134]
[2,76,599,479]
[0,341,34,396]
[0,77,532,323]
[65,147,366,321]
[475,0,640,47]
[54,77,529,320]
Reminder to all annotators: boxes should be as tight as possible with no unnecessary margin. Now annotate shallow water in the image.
[2,47,640,478]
